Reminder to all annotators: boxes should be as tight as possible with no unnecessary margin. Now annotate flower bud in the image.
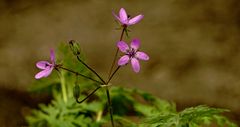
[69,40,81,55]
[73,84,80,99]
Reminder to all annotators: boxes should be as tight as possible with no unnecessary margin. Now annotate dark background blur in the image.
[0,0,240,126]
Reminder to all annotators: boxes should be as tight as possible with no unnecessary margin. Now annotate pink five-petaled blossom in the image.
[113,8,144,26]
[117,39,149,73]
[35,49,56,79]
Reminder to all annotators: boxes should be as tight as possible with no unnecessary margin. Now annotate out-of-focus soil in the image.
[0,87,51,127]
[0,0,240,126]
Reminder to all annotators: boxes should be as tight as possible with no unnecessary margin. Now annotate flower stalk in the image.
[59,66,104,85]
[76,55,106,84]
[34,7,147,127]
[75,86,101,103]
[106,88,114,127]
[60,71,68,103]
[108,26,126,79]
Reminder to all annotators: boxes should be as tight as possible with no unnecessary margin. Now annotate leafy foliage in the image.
[26,92,97,127]
[143,105,237,127]
[26,43,237,127]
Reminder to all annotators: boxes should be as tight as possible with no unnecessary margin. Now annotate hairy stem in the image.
[76,56,106,84]
[76,86,101,103]
[59,66,104,85]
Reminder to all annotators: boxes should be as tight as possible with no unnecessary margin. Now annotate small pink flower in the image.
[117,39,149,73]
[113,8,144,26]
[35,49,56,79]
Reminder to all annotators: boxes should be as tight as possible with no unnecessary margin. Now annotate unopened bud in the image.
[69,40,81,55]
[73,84,80,99]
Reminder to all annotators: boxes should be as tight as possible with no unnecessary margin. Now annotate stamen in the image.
[45,63,49,67]
[127,48,136,58]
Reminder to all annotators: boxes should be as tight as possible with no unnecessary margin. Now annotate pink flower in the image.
[35,49,56,79]
[113,8,144,26]
[117,39,149,73]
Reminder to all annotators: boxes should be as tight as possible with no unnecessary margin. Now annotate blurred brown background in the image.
[0,0,240,126]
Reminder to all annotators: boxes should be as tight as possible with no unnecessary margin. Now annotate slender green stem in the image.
[76,56,106,84]
[104,66,121,127]
[107,27,126,79]
[76,86,101,103]
[96,110,103,122]
[107,66,120,84]
[106,88,114,127]
[57,71,68,103]
[59,66,104,85]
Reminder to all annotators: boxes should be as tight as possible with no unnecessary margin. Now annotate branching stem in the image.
[76,56,106,84]
[59,66,104,85]
[76,86,101,103]
[105,26,126,127]
[70,25,126,127]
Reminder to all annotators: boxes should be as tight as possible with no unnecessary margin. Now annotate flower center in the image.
[45,63,53,68]
[127,48,136,58]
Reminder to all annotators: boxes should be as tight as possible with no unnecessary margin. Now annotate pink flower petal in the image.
[119,8,128,23]
[36,61,51,69]
[128,15,144,25]
[136,52,149,61]
[50,49,55,64]
[131,58,140,73]
[35,68,53,79]
[117,41,129,53]
[118,55,130,66]
[130,39,140,51]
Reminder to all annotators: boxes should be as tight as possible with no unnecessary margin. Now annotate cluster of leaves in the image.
[26,43,238,127]
[144,105,237,127]
[26,91,98,127]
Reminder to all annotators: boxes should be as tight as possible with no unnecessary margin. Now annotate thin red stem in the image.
[107,26,126,79]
